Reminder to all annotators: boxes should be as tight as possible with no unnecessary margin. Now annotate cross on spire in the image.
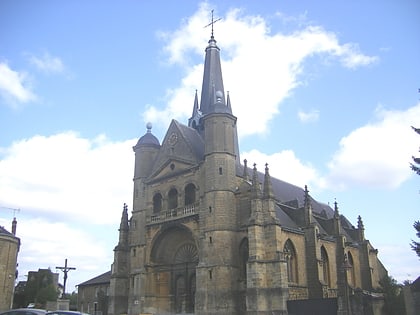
[204,9,221,38]
[56,258,76,297]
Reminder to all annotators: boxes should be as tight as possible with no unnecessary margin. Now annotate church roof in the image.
[77,270,111,287]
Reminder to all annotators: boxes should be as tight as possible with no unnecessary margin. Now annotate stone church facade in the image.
[108,34,387,315]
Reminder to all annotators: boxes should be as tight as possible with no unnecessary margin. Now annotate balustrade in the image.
[149,203,198,224]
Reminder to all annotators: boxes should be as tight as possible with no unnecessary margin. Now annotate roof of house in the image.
[77,270,111,287]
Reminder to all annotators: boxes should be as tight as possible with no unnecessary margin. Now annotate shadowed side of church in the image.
[107,34,387,315]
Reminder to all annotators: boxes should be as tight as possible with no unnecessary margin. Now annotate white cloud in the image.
[0,216,113,292]
[0,132,136,290]
[0,132,134,225]
[0,62,36,106]
[145,5,378,138]
[323,102,420,190]
[241,148,319,189]
[298,109,320,123]
[27,52,65,74]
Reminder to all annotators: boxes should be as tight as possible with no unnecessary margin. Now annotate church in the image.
[107,31,387,315]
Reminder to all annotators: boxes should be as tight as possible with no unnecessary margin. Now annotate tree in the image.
[411,220,420,258]
[409,127,420,258]
[411,126,420,174]
[24,269,59,308]
[379,275,406,315]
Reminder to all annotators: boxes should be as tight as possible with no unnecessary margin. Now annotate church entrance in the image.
[150,225,198,314]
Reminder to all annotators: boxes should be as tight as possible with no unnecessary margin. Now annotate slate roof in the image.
[77,270,111,287]
[0,225,14,236]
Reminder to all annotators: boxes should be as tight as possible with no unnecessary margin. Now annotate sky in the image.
[0,0,419,293]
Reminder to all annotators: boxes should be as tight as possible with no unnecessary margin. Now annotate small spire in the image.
[120,203,129,231]
[263,163,274,198]
[334,199,339,218]
[357,215,364,230]
[251,163,261,198]
[243,159,249,180]
[192,90,199,115]
[304,185,311,209]
[358,215,365,241]
[303,185,312,226]
[227,91,231,111]
[146,122,152,133]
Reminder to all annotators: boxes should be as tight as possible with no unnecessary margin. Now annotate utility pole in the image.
[56,258,76,298]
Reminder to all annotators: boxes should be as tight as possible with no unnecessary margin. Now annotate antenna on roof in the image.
[204,9,222,38]
[0,206,20,217]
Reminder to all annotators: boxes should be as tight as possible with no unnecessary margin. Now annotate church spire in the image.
[199,29,227,115]
[263,163,274,198]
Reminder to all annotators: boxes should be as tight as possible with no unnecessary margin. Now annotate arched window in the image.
[347,251,355,287]
[168,188,178,209]
[321,246,330,287]
[153,193,162,213]
[184,183,196,205]
[284,239,298,283]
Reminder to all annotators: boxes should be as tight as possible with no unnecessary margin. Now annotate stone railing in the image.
[149,203,198,224]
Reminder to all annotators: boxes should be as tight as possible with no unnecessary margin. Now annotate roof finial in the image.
[204,9,221,38]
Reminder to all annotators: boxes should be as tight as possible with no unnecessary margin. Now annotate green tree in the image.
[411,126,420,174]
[410,126,420,258]
[24,269,59,307]
[379,275,406,315]
[410,220,420,258]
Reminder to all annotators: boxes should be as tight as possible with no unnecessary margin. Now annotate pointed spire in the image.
[188,90,201,129]
[243,159,249,181]
[334,199,340,219]
[304,185,311,209]
[304,185,313,226]
[263,163,274,198]
[251,163,261,198]
[227,91,231,111]
[199,33,225,115]
[192,89,199,116]
[120,203,129,231]
[358,215,365,241]
[333,199,341,235]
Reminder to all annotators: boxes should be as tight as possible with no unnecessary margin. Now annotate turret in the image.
[132,123,160,180]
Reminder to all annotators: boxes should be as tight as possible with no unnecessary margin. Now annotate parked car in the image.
[0,309,47,315]
[46,312,89,315]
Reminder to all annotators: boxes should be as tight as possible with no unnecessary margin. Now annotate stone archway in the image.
[150,225,198,314]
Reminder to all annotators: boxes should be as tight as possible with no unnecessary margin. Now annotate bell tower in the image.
[191,31,241,314]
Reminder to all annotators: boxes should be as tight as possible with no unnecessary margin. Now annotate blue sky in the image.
[0,0,419,292]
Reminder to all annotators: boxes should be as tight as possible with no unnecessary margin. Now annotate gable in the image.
[148,120,204,181]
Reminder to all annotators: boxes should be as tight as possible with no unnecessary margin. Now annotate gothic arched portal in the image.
[149,225,198,314]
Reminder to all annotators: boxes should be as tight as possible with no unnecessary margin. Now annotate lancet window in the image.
[284,239,298,283]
